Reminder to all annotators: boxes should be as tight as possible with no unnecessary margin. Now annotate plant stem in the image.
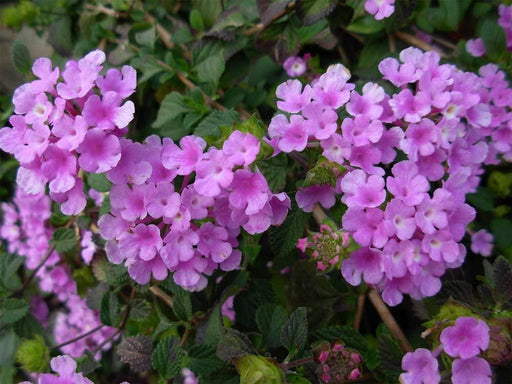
[353,293,365,330]
[52,324,105,350]
[13,244,55,297]
[280,355,314,371]
[394,30,448,58]
[149,286,174,309]
[367,289,413,352]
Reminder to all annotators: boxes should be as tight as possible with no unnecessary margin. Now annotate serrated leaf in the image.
[312,325,368,353]
[189,343,217,358]
[153,92,194,129]
[286,373,312,383]
[217,328,257,361]
[188,356,225,376]
[104,263,130,287]
[194,0,223,28]
[280,307,308,357]
[151,337,183,378]
[205,305,224,345]
[78,350,101,375]
[493,256,512,305]
[441,280,476,306]
[87,173,111,193]
[375,325,404,383]
[0,298,29,324]
[194,110,240,137]
[130,299,152,321]
[172,288,192,322]
[296,0,337,25]
[255,303,288,349]
[117,336,153,373]
[269,205,310,258]
[100,292,120,326]
[193,42,225,87]
[11,41,31,75]
[50,227,77,253]
[259,154,287,193]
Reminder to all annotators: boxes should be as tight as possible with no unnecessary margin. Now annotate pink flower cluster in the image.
[0,188,116,358]
[0,50,135,215]
[19,355,130,384]
[99,131,290,289]
[400,316,491,384]
[269,47,511,305]
[364,0,395,20]
[313,340,362,382]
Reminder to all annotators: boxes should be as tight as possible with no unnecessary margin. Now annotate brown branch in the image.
[368,289,413,353]
[84,4,120,18]
[52,324,105,350]
[144,12,174,49]
[394,30,447,57]
[13,244,55,297]
[312,204,328,225]
[353,293,366,330]
[149,286,174,309]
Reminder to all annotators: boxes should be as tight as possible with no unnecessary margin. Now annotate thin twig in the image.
[394,30,447,57]
[14,244,55,296]
[144,12,174,49]
[179,327,190,347]
[84,4,120,18]
[52,324,105,350]
[353,293,365,330]
[367,289,413,353]
[149,286,174,309]
[312,204,328,225]
[430,35,457,51]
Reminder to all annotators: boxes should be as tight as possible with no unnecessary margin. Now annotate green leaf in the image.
[48,16,73,56]
[269,205,310,258]
[87,173,111,193]
[130,299,153,321]
[172,288,192,322]
[151,337,183,378]
[466,187,494,212]
[190,9,205,31]
[0,298,29,324]
[217,328,257,361]
[15,335,49,372]
[259,154,288,193]
[193,0,223,28]
[99,196,111,216]
[286,373,312,383]
[258,0,290,26]
[193,44,226,87]
[255,303,288,349]
[312,325,368,353]
[280,307,308,357]
[194,110,240,137]
[296,0,337,25]
[0,330,18,365]
[347,15,384,34]
[100,292,120,326]
[134,26,156,49]
[441,280,476,306]
[493,256,512,305]
[78,350,101,375]
[0,254,24,292]
[153,92,193,129]
[117,335,153,373]
[11,41,31,75]
[374,325,404,383]
[206,6,246,39]
[491,217,512,252]
[234,355,284,384]
[204,305,224,345]
[479,17,507,60]
[50,227,77,253]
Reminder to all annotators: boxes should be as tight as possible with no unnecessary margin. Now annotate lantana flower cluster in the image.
[98,131,290,289]
[271,47,510,305]
[0,188,116,358]
[0,50,135,216]
[400,316,491,384]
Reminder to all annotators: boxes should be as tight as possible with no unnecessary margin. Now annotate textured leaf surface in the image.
[117,336,153,373]
[280,307,308,356]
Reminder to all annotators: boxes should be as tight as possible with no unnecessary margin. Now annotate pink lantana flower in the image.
[399,348,440,384]
[466,38,486,57]
[440,317,490,359]
[283,56,307,77]
[364,0,395,20]
[451,357,492,384]
[470,229,493,257]
[19,355,93,384]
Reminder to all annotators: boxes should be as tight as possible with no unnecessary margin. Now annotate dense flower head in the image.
[0,187,116,359]
[313,340,363,383]
[99,130,290,290]
[269,47,511,305]
[0,50,136,216]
